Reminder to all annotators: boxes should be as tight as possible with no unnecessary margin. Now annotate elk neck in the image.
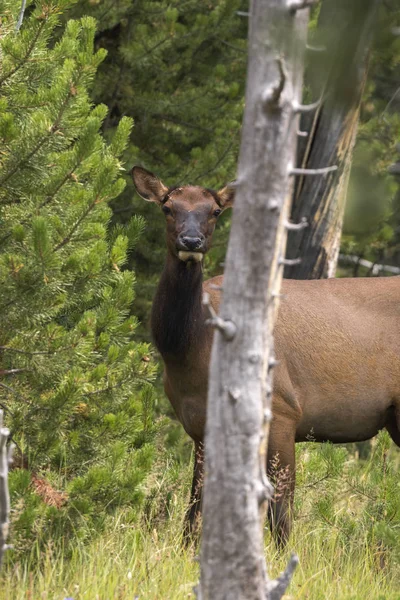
[151,251,207,362]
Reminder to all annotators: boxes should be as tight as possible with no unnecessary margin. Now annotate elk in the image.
[131,165,400,547]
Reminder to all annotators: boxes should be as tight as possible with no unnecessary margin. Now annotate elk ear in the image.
[216,181,235,209]
[131,166,169,205]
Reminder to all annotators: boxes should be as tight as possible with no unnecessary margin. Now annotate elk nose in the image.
[180,235,204,251]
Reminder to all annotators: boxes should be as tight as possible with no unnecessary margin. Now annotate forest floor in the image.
[1,435,400,599]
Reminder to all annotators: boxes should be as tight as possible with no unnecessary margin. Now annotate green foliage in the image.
[0,0,158,556]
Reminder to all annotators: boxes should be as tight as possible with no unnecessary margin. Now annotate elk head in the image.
[131,166,235,263]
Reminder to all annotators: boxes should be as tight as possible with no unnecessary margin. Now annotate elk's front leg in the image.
[267,416,296,549]
[183,441,204,542]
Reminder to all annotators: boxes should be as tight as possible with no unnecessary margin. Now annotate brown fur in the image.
[132,166,400,546]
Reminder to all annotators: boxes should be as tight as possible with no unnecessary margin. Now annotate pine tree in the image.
[0,0,158,555]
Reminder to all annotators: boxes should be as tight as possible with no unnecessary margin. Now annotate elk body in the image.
[132,166,400,547]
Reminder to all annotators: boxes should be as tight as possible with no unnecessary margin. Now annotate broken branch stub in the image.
[203,292,237,341]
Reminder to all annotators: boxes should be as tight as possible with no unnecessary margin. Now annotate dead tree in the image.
[0,410,13,569]
[197,1,335,598]
[284,0,381,279]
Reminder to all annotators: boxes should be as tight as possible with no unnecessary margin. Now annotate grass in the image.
[1,515,195,599]
[1,436,400,599]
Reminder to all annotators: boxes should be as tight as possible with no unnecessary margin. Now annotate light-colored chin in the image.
[178,251,204,263]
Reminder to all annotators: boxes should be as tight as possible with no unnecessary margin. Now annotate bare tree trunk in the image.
[198,2,317,598]
[0,410,13,569]
[284,0,380,279]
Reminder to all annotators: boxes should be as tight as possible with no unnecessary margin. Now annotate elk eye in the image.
[213,209,222,217]
[162,205,172,215]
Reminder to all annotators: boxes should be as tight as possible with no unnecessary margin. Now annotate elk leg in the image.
[183,441,204,542]
[386,401,400,447]
[267,418,296,549]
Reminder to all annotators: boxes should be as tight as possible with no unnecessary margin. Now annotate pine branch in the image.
[53,198,98,252]
[135,35,173,61]
[0,19,46,87]
[0,161,84,248]
[0,346,57,355]
[39,162,82,209]
[0,78,81,188]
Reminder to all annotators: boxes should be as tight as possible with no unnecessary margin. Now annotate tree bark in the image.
[198,2,311,598]
[284,0,381,279]
[0,410,13,569]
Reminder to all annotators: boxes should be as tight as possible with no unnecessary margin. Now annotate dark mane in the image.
[151,260,205,359]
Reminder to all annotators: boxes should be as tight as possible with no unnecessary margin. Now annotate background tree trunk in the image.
[0,410,13,569]
[198,2,312,598]
[284,0,381,279]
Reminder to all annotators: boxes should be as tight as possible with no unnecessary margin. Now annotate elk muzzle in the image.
[177,233,206,262]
